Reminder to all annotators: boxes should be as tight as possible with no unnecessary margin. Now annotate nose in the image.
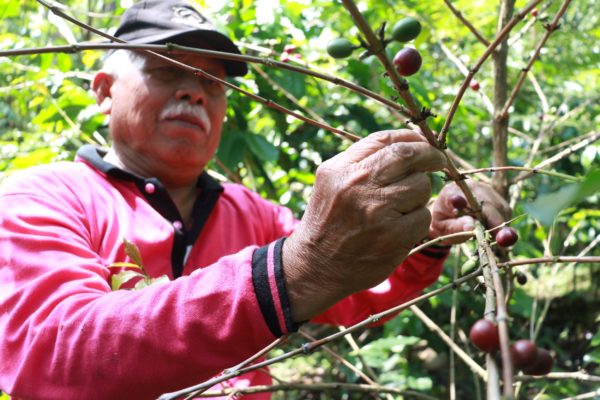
[175,76,205,106]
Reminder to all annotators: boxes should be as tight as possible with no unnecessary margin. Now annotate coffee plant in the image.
[1,0,599,399]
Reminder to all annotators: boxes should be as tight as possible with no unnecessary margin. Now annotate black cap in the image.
[113,0,247,76]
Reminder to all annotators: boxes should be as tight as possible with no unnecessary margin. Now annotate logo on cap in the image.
[171,6,210,29]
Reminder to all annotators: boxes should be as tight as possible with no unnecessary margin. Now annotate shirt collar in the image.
[76,144,223,193]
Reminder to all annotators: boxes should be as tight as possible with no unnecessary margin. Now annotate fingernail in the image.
[463,218,475,231]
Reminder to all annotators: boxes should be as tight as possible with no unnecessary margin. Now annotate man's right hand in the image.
[283,129,447,322]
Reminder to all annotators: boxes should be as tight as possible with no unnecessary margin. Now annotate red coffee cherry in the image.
[523,348,554,376]
[516,271,528,285]
[284,44,297,54]
[531,8,539,17]
[496,227,518,247]
[470,80,480,91]
[449,194,468,210]
[510,339,538,369]
[469,319,500,353]
[393,48,422,76]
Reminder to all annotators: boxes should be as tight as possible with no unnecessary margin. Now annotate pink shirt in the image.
[0,146,448,399]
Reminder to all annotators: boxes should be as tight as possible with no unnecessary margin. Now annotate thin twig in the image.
[298,330,377,387]
[475,223,513,398]
[443,0,491,46]
[410,305,487,380]
[438,42,494,115]
[511,130,600,184]
[438,0,543,145]
[500,0,573,117]
[498,256,600,269]
[193,382,439,399]
[515,371,600,383]
[559,389,600,400]
[460,166,581,182]
[340,0,439,148]
[158,267,484,400]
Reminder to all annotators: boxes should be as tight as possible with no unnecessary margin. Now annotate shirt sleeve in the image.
[311,247,449,327]
[0,188,290,399]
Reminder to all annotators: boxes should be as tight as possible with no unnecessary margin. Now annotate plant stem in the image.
[438,0,542,145]
[500,0,573,117]
[411,305,487,380]
[460,166,581,183]
[475,224,514,398]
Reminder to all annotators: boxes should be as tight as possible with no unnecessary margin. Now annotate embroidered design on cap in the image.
[171,6,210,29]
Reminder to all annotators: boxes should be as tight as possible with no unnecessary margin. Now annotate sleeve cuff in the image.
[418,244,451,259]
[252,238,300,337]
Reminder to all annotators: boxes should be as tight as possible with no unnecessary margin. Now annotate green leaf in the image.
[245,133,278,163]
[523,170,600,226]
[123,239,145,270]
[217,130,245,170]
[111,270,145,291]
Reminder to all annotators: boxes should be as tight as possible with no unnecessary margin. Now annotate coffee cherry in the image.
[391,17,422,42]
[531,8,539,17]
[523,348,554,376]
[283,44,297,54]
[470,80,481,91]
[326,38,355,59]
[393,48,422,76]
[449,194,468,210]
[496,227,518,247]
[469,319,500,353]
[510,340,538,369]
[516,271,528,285]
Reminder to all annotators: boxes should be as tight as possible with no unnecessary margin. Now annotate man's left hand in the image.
[429,181,512,245]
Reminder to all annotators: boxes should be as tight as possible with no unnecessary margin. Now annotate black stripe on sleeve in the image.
[252,244,282,337]
[419,245,451,259]
[273,238,301,333]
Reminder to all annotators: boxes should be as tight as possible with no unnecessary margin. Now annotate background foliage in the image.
[1,0,599,398]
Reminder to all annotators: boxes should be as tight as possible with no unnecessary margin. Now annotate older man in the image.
[0,0,510,399]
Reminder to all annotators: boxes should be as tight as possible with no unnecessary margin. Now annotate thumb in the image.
[431,215,476,244]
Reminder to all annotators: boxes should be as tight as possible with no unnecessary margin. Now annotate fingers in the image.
[363,140,446,185]
[373,172,432,214]
[340,129,427,164]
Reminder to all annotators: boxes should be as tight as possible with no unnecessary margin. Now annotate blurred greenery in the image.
[1,0,599,399]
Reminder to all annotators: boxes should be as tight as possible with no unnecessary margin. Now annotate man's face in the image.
[101,52,227,182]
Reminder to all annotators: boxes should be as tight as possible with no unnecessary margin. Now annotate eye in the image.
[200,75,225,94]
[148,66,180,81]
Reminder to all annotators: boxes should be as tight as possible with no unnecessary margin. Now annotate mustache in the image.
[158,102,211,133]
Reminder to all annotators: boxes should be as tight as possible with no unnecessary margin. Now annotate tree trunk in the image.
[492,0,515,200]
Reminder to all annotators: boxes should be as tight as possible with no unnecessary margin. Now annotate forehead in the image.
[143,52,226,76]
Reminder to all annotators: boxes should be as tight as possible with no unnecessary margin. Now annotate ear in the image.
[92,72,114,115]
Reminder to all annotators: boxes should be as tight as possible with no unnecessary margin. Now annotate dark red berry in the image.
[284,44,297,54]
[496,227,518,247]
[510,340,538,369]
[470,80,480,91]
[393,48,422,76]
[469,319,500,353]
[516,272,528,285]
[449,194,468,210]
[523,348,553,376]
[531,8,539,17]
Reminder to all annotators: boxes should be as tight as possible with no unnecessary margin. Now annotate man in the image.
[0,1,510,399]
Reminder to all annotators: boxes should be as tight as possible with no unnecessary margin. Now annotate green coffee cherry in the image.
[326,38,355,59]
[391,17,422,42]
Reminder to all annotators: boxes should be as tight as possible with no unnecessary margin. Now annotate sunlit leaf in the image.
[524,170,600,226]
[111,270,144,291]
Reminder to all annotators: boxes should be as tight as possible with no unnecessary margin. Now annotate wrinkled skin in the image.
[94,51,510,324]
[284,131,511,321]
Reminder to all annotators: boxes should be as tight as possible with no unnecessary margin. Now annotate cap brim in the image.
[121,29,248,76]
